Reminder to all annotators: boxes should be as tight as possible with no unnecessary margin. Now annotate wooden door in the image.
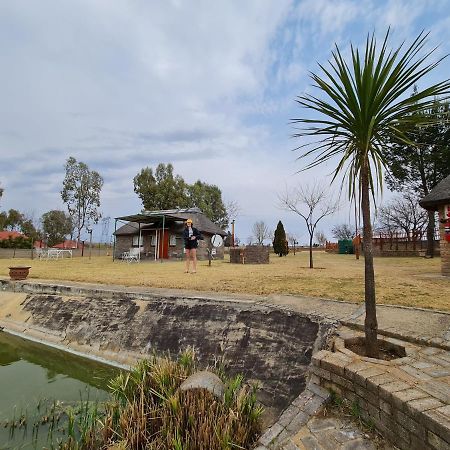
[158,230,169,259]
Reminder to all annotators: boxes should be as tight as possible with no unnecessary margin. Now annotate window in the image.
[132,235,142,247]
[169,234,177,246]
[151,235,156,246]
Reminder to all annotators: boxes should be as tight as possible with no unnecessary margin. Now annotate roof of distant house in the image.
[34,240,46,248]
[420,174,450,210]
[0,230,26,240]
[53,240,78,249]
[114,208,226,236]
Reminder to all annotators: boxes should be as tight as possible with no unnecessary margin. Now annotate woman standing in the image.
[183,218,202,273]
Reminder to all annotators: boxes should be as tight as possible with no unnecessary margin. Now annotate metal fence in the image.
[0,246,112,259]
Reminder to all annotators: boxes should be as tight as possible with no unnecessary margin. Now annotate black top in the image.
[183,226,203,249]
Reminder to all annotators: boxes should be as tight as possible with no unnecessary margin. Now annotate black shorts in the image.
[185,242,198,250]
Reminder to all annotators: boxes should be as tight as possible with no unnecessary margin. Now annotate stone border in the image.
[311,329,450,450]
[254,382,330,449]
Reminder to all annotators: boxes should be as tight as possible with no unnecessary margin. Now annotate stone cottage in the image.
[420,174,450,277]
[113,208,227,261]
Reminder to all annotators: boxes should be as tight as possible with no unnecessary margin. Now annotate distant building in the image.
[0,230,26,241]
[420,174,450,277]
[53,240,79,249]
[114,208,226,260]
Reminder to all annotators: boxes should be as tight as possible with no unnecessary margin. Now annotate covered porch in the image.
[113,211,189,262]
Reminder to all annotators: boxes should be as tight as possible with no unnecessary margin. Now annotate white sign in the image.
[211,234,223,248]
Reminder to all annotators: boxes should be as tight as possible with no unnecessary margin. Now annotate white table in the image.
[121,251,140,263]
[47,249,73,259]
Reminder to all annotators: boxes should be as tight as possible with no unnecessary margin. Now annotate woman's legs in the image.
[185,248,191,272]
[191,248,197,273]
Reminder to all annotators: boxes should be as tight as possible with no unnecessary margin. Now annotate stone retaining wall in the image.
[230,246,270,264]
[0,282,334,426]
[311,329,450,450]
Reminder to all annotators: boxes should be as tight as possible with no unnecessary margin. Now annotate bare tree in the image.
[378,192,428,249]
[226,200,241,223]
[286,233,299,254]
[279,183,338,268]
[332,224,354,240]
[315,230,327,247]
[252,221,271,245]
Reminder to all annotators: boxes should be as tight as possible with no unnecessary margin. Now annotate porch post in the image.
[161,215,165,262]
[138,222,142,261]
[113,218,117,261]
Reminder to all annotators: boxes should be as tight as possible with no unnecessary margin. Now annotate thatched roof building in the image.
[419,175,450,210]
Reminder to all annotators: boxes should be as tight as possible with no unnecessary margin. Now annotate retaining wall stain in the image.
[22,293,333,421]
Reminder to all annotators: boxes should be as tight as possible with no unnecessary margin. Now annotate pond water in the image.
[0,332,119,449]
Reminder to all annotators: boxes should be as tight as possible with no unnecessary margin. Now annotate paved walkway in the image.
[288,414,388,450]
[1,277,449,349]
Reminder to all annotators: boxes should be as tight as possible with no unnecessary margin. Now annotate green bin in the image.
[338,239,354,254]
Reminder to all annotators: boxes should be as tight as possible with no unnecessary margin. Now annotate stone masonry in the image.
[439,205,450,277]
[311,328,450,450]
[0,289,333,426]
[230,246,270,264]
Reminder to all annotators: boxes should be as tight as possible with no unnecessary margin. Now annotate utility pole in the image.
[87,228,93,260]
[231,220,235,247]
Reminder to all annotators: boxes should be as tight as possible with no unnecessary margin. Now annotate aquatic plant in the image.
[60,348,263,449]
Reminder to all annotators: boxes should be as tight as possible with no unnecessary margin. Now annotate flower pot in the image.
[8,266,31,281]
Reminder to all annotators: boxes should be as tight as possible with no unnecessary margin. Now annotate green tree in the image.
[133,164,229,228]
[20,218,39,241]
[292,31,450,357]
[133,163,188,210]
[41,210,74,247]
[0,236,32,249]
[187,181,228,228]
[61,157,103,245]
[273,221,288,256]
[3,209,24,231]
[384,98,450,257]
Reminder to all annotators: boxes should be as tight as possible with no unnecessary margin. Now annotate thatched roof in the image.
[115,208,226,236]
[420,174,450,210]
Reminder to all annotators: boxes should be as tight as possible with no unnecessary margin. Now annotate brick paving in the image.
[287,415,386,450]
[310,328,450,449]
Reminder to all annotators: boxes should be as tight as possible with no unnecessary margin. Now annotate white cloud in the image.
[1,0,449,241]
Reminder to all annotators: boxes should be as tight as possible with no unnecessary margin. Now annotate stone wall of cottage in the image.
[439,206,450,277]
[114,233,224,261]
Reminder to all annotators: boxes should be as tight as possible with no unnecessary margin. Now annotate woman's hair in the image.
[186,219,193,224]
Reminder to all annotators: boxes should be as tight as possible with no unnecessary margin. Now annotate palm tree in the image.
[293,31,450,358]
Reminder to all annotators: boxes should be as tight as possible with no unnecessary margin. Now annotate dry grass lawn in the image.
[0,252,448,311]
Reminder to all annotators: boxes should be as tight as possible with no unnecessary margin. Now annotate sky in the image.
[1,0,450,245]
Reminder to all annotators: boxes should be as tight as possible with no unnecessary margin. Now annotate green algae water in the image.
[0,332,119,449]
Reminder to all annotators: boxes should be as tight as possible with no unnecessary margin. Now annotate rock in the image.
[179,371,225,398]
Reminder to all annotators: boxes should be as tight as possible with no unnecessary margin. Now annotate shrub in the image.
[61,349,263,449]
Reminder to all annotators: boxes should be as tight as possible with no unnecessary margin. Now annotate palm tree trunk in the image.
[361,163,379,358]
[426,210,435,258]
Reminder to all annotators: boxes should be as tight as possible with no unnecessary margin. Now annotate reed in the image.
[61,348,263,449]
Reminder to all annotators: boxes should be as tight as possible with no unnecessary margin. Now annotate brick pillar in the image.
[439,206,450,277]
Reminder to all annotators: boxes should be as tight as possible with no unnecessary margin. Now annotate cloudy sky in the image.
[1,0,450,244]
